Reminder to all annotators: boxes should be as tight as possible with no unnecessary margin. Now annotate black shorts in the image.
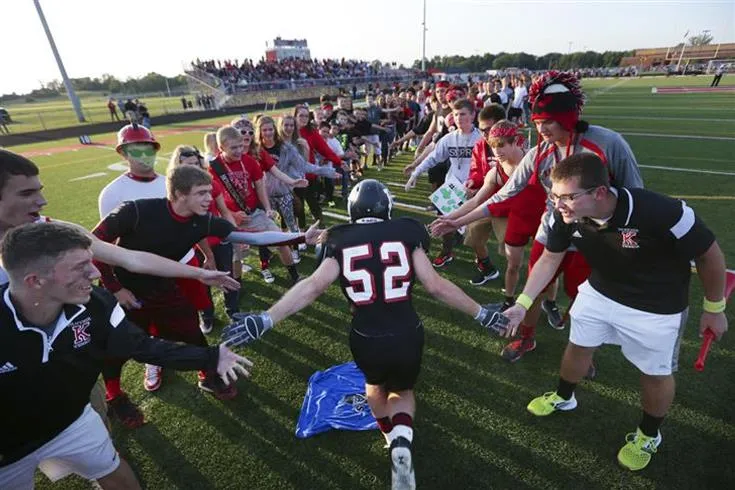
[428,160,450,186]
[349,324,424,392]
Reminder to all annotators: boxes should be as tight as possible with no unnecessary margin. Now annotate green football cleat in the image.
[617,428,662,471]
[527,391,578,416]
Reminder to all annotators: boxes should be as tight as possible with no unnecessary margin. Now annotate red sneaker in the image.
[198,375,238,401]
[432,253,454,268]
[501,337,537,363]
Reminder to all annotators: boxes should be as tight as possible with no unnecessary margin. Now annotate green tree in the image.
[688,31,714,46]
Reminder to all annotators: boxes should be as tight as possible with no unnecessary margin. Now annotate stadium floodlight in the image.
[421,0,427,71]
[33,0,85,123]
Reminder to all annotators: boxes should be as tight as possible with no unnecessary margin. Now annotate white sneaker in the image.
[390,437,415,490]
[241,262,253,273]
[291,250,301,264]
[143,364,162,392]
[297,243,307,252]
[261,268,275,283]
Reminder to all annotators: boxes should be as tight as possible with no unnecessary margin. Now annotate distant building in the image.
[265,37,311,62]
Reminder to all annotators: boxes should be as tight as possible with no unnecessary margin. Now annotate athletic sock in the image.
[105,378,123,401]
[639,411,665,437]
[287,264,299,281]
[388,412,414,444]
[556,377,577,401]
[376,416,393,434]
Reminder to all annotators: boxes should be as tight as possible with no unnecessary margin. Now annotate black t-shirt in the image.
[264,142,281,163]
[324,217,431,336]
[413,111,434,136]
[546,188,715,314]
[92,198,234,298]
[353,119,373,137]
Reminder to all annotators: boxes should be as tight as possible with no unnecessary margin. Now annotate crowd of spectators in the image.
[190,57,417,92]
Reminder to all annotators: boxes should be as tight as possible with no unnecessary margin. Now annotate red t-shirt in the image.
[257,149,276,172]
[209,153,264,212]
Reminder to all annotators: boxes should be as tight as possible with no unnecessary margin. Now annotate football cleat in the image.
[390,436,416,490]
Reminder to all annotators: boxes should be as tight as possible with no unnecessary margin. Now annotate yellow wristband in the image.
[516,294,534,310]
[703,298,726,314]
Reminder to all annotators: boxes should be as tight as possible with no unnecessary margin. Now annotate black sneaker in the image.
[390,436,415,490]
[500,298,515,311]
[541,300,564,330]
[107,394,144,429]
[469,266,501,286]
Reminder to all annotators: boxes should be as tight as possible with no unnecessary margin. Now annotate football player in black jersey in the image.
[222,179,506,490]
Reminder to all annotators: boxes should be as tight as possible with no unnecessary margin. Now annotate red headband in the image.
[488,125,518,139]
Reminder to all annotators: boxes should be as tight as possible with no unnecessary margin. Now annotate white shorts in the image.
[569,281,688,376]
[364,134,381,155]
[0,404,119,489]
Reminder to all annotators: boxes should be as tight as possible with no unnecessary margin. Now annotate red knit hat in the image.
[435,80,450,89]
[529,71,585,132]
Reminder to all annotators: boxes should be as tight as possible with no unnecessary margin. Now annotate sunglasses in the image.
[240,129,254,136]
[180,150,202,159]
[126,147,156,158]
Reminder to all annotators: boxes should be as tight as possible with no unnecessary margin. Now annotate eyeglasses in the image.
[549,188,596,204]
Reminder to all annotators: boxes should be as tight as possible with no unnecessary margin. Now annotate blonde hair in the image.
[216,126,242,149]
[166,164,211,201]
[167,145,203,174]
[203,132,217,155]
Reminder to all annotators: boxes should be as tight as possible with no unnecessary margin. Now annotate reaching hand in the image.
[293,178,309,188]
[403,163,416,176]
[430,218,459,237]
[114,288,142,309]
[305,220,323,245]
[216,344,254,385]
[499,304,528,338]
[221,312,274,348]
[700,311,728,341]
[266,209,279,220]
[198,270,241,291]
[234,211,250,226]
[404,175,418,192]
[476,306,510,335]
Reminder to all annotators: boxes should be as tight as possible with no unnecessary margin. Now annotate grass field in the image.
[2,93,192,133]
[14,76,735,489]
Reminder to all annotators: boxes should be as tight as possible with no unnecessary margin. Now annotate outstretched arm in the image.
[412,247,480,316]
[221,258,340,348]
[268,257,340,323]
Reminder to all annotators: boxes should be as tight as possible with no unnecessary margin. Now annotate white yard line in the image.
[592,115,735,123]
[321,211,349,221]
[69,172,108,182]
[621,132,735,141]
[639,165,735,176]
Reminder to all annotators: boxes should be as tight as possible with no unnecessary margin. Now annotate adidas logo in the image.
[0,362,18,374]
[572,230,583,238]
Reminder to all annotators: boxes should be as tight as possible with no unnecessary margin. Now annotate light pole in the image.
[675,30,689,71]
[33,0,85,122]
[421,0,427,71]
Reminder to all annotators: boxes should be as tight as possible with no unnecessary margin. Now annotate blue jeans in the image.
[201,242,240,321]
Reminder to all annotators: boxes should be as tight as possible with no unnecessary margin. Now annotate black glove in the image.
[476,305,509,335]
[221,312,273,348]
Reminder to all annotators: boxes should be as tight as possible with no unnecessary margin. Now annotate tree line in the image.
[1,72,188,103]
[411,50,635,72]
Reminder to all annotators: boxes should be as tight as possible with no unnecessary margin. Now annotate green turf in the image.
[2,94,194,133]
[23,76,735,489]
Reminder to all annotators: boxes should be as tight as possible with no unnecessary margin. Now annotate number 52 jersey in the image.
[323,217,431,336]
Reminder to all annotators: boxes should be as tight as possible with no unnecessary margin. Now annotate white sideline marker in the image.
[639,165,735,177]
[69,172,108,182]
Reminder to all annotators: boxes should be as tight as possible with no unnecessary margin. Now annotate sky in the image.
[1,0,733,95]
